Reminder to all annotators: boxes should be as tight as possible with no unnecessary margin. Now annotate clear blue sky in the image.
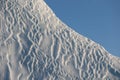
[45,0,120,57]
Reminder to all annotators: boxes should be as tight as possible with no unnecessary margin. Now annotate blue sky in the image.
[45,0,120,57]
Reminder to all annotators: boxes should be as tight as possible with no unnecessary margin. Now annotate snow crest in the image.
[0,0,120,80]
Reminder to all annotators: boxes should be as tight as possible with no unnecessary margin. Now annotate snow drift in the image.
[0,0,120,80]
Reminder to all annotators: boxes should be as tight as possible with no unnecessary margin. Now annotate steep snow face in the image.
[0,0,120,80]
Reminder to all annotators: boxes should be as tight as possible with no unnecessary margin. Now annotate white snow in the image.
[0,0,120,80]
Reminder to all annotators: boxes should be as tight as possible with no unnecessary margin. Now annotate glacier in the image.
[0,0,120,80]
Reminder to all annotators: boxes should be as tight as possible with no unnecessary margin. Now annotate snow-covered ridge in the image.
[0,0,120,80]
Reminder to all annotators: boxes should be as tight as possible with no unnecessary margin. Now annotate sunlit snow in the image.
[0,0,120,80]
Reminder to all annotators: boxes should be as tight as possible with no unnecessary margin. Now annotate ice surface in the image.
[0,0,120,80]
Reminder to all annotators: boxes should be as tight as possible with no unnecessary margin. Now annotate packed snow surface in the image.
[0,0,120,80]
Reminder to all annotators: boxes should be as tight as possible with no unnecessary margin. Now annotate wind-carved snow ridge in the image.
[0,0,120,80]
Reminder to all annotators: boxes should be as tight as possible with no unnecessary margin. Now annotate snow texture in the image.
[0,0,120,80]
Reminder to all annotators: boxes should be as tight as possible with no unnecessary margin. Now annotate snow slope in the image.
[0,0,120,80]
